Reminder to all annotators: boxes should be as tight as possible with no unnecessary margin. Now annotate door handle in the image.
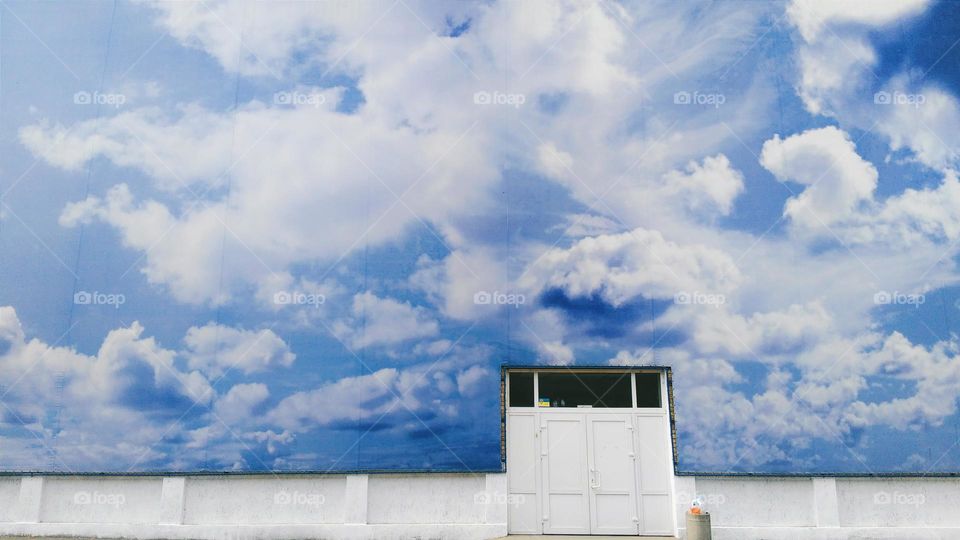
[590,468,600,490]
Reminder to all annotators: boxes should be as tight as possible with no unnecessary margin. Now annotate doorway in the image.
[504,368,675,536]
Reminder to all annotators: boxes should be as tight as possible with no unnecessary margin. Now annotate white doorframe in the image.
[541,413,591,534]
[505,369,676,536]
[586,413,640,534]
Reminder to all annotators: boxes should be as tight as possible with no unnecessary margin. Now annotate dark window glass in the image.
[635,372,661,407]
[537,373,632,408]
[508,372,534,407]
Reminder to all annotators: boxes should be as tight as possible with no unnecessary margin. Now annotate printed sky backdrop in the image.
[1,0,960,473]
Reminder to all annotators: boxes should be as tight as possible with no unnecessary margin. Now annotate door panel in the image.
[507,407,674,536]
[640,494,673,535]
[587,415,639,535]
[506,414,540,534]
[541,414,590,534]
[636,414,673,535]
[636,415,671,493]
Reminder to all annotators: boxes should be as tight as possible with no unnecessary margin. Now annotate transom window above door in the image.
[507,370,663,409]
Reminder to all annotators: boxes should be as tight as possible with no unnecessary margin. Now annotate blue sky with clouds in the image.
[1,0,960,473]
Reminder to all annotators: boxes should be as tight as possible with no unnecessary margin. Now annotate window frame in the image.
[506,369,664,411]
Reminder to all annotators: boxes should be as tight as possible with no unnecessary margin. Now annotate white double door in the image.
[541,412,639,535]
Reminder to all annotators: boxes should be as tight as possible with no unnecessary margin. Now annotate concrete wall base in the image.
[675,475,960,540]
[4,472,960,540]
[697,527,956,540]
[0,473,508,540]
[0,522,506,540]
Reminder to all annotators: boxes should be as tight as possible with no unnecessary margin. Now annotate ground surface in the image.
[0,534,674,540]
[497,534,675,540]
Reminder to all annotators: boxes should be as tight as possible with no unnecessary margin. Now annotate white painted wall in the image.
[3,472,960,539]
[0,473,507,540]
[676,475,960,539]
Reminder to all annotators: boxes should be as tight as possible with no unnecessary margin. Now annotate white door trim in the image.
[505,369,675,536]
[540,413,591,534]
[586,413,640,535]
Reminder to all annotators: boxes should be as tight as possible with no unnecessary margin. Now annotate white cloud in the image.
[0,306,411,470]
[551,213,623,238]
[794,34,875,117]
[877,83,960,171]
[787,0,930,42]
[670,301,833,360]
[15,0,960,473]
[410,247,515,321]
[520,309,575,366]
[413,339,454,357]
[786,0,958,173]
[757,126,960,250]
[522,227,740,306]
[537,341,575,366]
[266,351,486,435]
[845,333,960,431]
[267,368,403,431]
[244,429,294,455]
[183,323,295,377]
[22,0,773,312]
[58,183,232,304]
[0,306,223,470]
[432,371,456,394]
[659,154,745,217]
[20,106,236,187]
[456,365,490,397]
[836,170,960,246]
[615,289,960,467]
[213,383,270,425]
[334,292,439,350]
[145,1,329,77]
[34,93,498,305]
[536,142,575,182]
[760,126,878,229]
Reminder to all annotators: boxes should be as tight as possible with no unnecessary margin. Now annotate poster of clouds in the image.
[0,0,958,475]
